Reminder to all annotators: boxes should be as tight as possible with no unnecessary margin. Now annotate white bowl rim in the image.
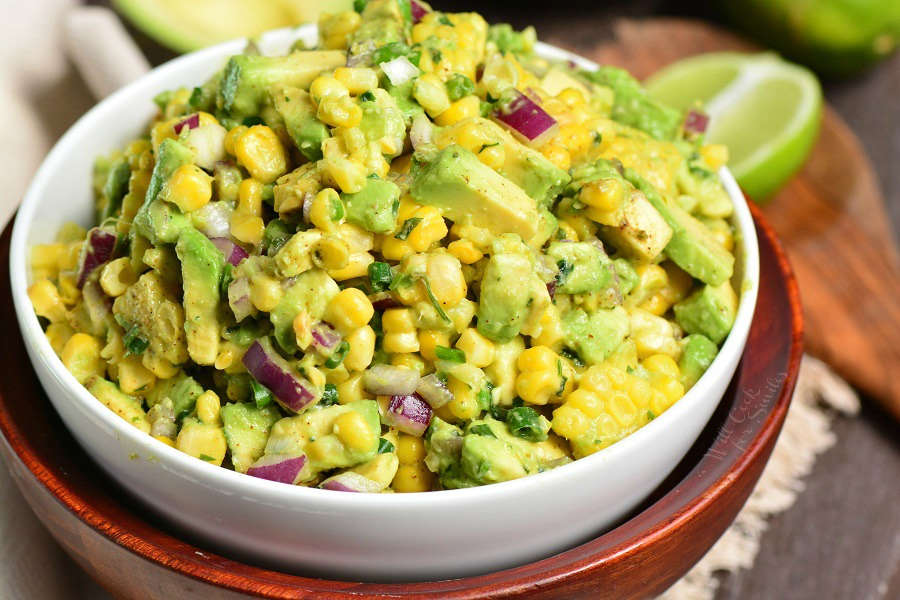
[9,25,760,509]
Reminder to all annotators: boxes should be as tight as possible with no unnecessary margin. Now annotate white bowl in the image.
[9,25,759,582]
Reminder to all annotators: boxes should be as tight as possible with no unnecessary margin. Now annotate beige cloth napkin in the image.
[0,3,860,599]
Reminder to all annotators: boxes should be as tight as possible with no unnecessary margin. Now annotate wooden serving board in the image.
[544,18,900,419]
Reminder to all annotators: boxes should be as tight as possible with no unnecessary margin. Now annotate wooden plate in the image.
[0,204,802,600]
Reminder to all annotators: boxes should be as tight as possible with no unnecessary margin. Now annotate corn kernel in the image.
[250,274,283,312]
[318,95,363,129]
[397,434,427,464]
[233,125,287,184]
[61,333,104,384]
[154,435,175,447]
[392,463,434,492]
[580,177,627,214]
[45,322,75,355]
[326,288,375,334]
[551,404,590,439]
[344,325,376,371]
[477,144,505,170]
[328,251,373,281]
[310,75,349,104]
[319,11,362,49]
[337,372,371,404]
[117,355,156,394]
[309,188,343,232]
[380,236,414,261]
[455,328,495,368]
[643,354,680,379]
[447,239,483,264]
[224,125,248,156]
[607,390,638,427]
[700,144,729,171]
[446,376,480,421]
[334,410,376,452]
[566,389,603,419]
[334,67,378,95]
[99,257,137,298]
[238,178,264,217]
[541,142,571,170]
[391,352,427,374]
[230,213,265,246]
[425,253,466,307]
[176,420,226,465]
[164,164,212,212]
[418,330,450,362]
[383,331,420,354]
[196,390,221,425]
[28,279,67,323]
[435,95,481,126]
[312,235,351,271]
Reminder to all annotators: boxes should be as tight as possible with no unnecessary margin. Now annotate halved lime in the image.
[113,0,353,53]
[645,52,823,201]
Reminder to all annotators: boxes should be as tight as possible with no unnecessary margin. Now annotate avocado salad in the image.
[28,1,738,492]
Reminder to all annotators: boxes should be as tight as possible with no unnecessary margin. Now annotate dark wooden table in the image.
[49,2,900,598]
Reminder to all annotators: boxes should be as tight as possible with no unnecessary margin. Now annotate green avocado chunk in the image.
[547,240,613,294]
[679,334,719,389]
[562,306,630,365]
[411,145,541,244]
[270,269,339,353]
[176,228,226,366]
[133,139,194,244]
[86,377,151,433]
[220,402,282,473]
[220,50,346,118]
[146,371,203,421]
[271,85,330,161]
[625,169,734,286]
[349,0,408,60]
[674,281,738,344]
[583,66,682,140]
[341,177,400,234]
[476,241,543,343]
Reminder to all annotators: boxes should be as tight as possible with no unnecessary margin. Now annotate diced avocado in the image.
[477,242,542,343]
[220,402,282,473]
[270,269,339,353]
[113,271,189,366]
[358,90,406,156]
[271,85,330,161]
[436,117,570,207]
[583,66,682,140]
[674,281,738,345]
[350,453,400,488]
[612,258,639,296]
[547,241,613,294]
[341,177,400,234]
[348,0,407,59]
[411,145,540,243]
[146,371,203,421]
[220,50,345,118]
[133,139,194,244]
[677,161,733,218]
[562,306,630,365]
[626,169,734,285]
[599,191,673,261]
[460,433,528,484]
[679,334,718,389]
[487,23,536,55]
[484,335,526,405]
[540,67,590,97]
[175,228,225,366]
[86,376,151,433]
[424,417,465,474]
[384,80,425,124]
[100,157,131,221]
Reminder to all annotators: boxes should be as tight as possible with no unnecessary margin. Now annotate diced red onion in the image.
[364,364,420,396]
[242,338,320,413]
[246,453,307,485]
[310,321,342,355]
[415,373,453,408]
[546,280,557,299]
[320,471,384,493]
[370,292,401,311]
[384,394,433,436]
[409,113,435,153]
[76,228,117,288]
[380,56,419,86]
[193,201,232,238]
[410,0,430,23]
[493,90,558,146]
[186,123,227,171]
[684,110,709,135]
[148,400,176,439]
[82,280,112,328]
[227,277,253,322]
[174,113,200,134]
[210,237,249,266]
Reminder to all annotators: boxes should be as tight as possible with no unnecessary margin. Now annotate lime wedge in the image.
[645,52,822,201]
[114,0,353,53]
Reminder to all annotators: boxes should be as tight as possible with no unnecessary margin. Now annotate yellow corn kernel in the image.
[643,354,680,379]
[249,274,283,312]
[28,279,67,323]
[396,433,426,464]
[323,153,367,194]
[333,66,378,94]
[326,288,375,334]
[334,410,377,452]
[274,230,321,277]
[413,73,452,117]
[233,125,287,184]
[551,404,591,440]
[700,144,729,171]
[328,251,373,281]
[380,236,414,261]
[407,207,448,252]
[317,95,363,129]
[61,333,104,384]
[57,274,81,306]
[142,352,180,379]
[292,310,313,350]
[310,75,349,104]
[238,178,264,217]
[319,10,361,49]
[477,144,505,170]
[541,143,571,170]
[565,388,604,419]
[312,235,351,271]
[651,373,684,410]
[31,243,64,279]
[214,341,242,371]
[425,253,466,307]
[45,322,75,355]
[344,325,376,371]
[196,390,221,425]
[392,463,434,492]
[383,331,420,354]
[99,257,137,298]
[176,420,227,465]
[447,239,483,264]
[309,188,343,232]
[391,352,427,374]
[517,345,558,371]
[418,330,450,362]
[154,435,175,447]
[230,213,265,246]
[557,87,587,107]
[446,376,480,421]
[455,328,495,368]
[579,177,627,213]
[435,95,481,126]
[607,390,638,428]
[223,125,249,156]
[531,307,565,349]
[117,355,156,394]
[165,164,212,212]
[337,371,371,404]
[515,370,559,406]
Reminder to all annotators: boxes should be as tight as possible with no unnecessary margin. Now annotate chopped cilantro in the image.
[394,217,423,240]
[506,406,548,442]
[469,424,496,438]
[435,346,465,363]
[378,437,395,453]
[321,383,339,406]
[250,378,274,409]
[324,341,350,369]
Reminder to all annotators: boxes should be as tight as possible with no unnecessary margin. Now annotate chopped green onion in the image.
[389,272,414,290]
[397,0,412,23]
[435,346,465,363]
[198,454,216,462]
[242,116,265,127]
[506,406,548,442]
[469,424,496,438]
[438,14,453,26]
[324,341,351,369]
[353,0,367,12]
[377,438,395,453]
[555,259,574,286]
[321,383,339,406]
[250,378,274,409]
[372,42,420,66]
[560,347,583,367]
[394,217,422,240]
[330,195,345,221]
[477,381,494,411]
[368,262,393,292]
[445,74,475,101]
[123,324,149,356]
[421,277,452,323]
[188,87,203,107]
[359,90,376,102]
